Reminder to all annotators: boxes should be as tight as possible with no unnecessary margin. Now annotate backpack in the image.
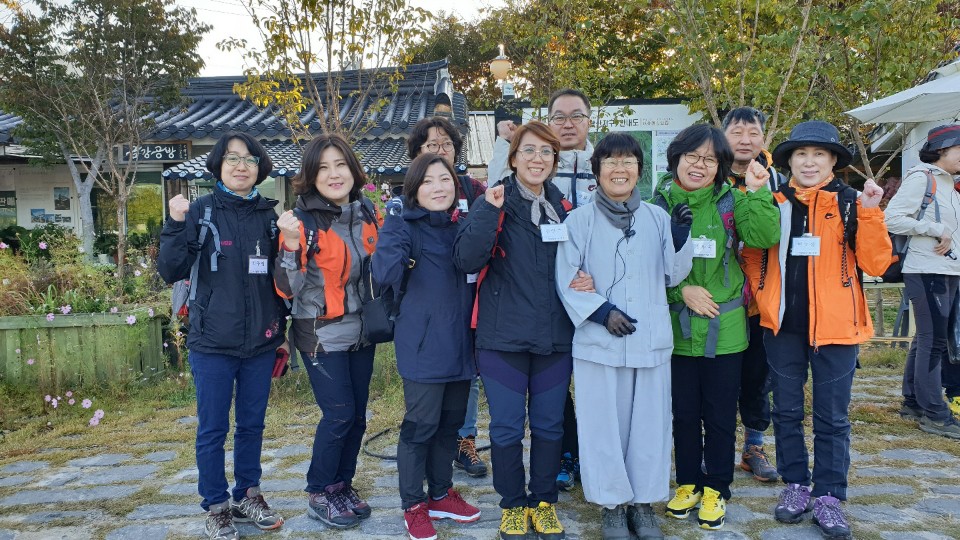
[882,170,938,283]
[170,194,221,318]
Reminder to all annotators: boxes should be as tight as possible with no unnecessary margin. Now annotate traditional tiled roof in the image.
[0,112,22,144]
[161,138,468,180]
[149,59,467,141]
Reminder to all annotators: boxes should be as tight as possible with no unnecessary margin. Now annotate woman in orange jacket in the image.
[740,121,891,540]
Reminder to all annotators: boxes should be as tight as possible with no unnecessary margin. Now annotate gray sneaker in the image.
[812,495,852,539]
[205,502,239,540]
[774,483,812,524]
[307,484,360,529]
[626,503,664,540]
[601,505,629,540]
[231,486,283,530]
[899,403,923,421]
[919,415,960,439]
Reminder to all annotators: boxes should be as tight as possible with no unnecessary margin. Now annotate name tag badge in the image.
[466,273,478,284]
[791,235,821,257]
[692,236,717,258]
[458,198,469,212]
[540,223,569,242]
[248,255,269,274]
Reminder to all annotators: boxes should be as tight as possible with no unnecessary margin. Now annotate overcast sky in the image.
[176,0,503,77]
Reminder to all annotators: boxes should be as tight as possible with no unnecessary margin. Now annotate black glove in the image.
[604,308,638,337]
[670,203,693,252]
[671,203,693,226]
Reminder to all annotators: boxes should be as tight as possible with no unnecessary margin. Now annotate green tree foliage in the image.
[220,0,432,142]
[0,0,209,266]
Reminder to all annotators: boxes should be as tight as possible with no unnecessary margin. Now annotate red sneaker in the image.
[404,502,437,540]
[427,488,481,523]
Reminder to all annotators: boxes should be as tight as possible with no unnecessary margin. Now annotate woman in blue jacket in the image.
[372,153,482,540]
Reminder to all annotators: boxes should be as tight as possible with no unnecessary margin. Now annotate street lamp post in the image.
[490,44,520,131]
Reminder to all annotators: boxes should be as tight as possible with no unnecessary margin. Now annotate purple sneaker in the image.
[812,495,851,539]
[774,483,812,524]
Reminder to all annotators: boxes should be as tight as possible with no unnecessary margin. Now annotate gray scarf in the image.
[515,178,561,226]
[595,185,642,232]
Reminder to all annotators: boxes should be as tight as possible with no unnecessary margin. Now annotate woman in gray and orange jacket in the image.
[740,121,891,540]
[274,133,381,531]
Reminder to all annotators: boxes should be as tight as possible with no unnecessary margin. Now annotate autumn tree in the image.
[220,0,431,142]
[0,0,209,265]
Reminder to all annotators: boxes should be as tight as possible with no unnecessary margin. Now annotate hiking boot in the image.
[427,488,480,522]
[601,505,629,540]
[665,484,701,519]
[231,486,283,530]
[626,503,664,540]
[919,415,960,439]
[340,483,372,519]
[454,435,488,477]
[740,445,778,482]
[404,502,437,540]
[307,486,359,529]
[899,403,923,421]
[499,506,529,539]
[774,483,812,524]
[556,452,578,491]
[205,502,239,540]
[949,396,960,417]
[530,501,565,540]
[697,487,726,530]
[812,495,852,539]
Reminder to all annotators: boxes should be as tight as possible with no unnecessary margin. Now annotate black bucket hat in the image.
[772,120,853,170]
[920,124,960,153]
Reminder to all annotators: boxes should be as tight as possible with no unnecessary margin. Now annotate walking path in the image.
[0,368,958,539]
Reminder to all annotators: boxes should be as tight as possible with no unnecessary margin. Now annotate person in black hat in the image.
[885,123,960,439]
[740,120,892,540]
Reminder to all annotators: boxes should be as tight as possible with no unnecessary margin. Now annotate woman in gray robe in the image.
[556,133,694,540]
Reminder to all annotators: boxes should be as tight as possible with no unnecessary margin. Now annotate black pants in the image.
[671,352,742,501]
[903,274,959,421]
[397,379,470,509]
[562,386,579,458]
[739,315,771,433]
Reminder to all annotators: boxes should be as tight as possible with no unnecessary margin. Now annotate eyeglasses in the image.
[421,141,455,153]
[548,113,589,126]
[600,158,639,169]
[682,152,719,168]
[224,154,260,167]
[518,147,556,161]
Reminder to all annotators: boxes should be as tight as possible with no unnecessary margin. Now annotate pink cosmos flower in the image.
[89,417,99,427]
[380,183,390,191]
[59,305,72,315]
[380,194,389,202]
[0,242,7,249]
[148,308,155,317]
[364,183,376,192]
[163,342,168,348]
[110,307,118,313]
[38,241,47,250]
[81,398,92,408]
[14,348,19,354]
[68,399,75,405]
[46,313,55,322]
[65,391,73,397]
[93,409,104,419]
[134,270,142,277]
[126,315,137,325]
[51,399,58,409]
[27,358,34,365]
[265,329,273,338]
[44,395,51,402]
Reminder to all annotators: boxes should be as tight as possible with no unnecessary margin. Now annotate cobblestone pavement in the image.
[0,371,958,539]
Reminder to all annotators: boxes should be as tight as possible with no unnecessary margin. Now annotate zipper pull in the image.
[256,240,262,257]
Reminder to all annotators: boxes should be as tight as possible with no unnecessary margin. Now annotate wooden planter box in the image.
[0,312,165,387]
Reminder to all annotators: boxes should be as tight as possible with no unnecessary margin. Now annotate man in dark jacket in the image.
[158,132,286,540]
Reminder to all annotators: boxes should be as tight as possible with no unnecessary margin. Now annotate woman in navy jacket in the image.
[372,153,481,540]
[453,121,573,539]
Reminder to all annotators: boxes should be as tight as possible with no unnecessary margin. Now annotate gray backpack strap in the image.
[188,202,218,303]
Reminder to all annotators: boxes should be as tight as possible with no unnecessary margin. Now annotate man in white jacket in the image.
[488,88,597,209]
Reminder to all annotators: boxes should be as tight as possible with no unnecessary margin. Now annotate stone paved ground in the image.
[0,367,959,539]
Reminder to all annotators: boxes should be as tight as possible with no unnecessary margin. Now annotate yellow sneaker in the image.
[529,501,565,540]
[949,396,960,417]
[697,487,726,530]
[666,484,701,519]
[498,506,528,539]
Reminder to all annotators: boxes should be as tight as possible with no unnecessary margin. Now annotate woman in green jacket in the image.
[656,124,779,531]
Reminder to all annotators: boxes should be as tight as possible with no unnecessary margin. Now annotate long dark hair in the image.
[292,133,366,201]
[666,124,734,193]
[402,153,461,212]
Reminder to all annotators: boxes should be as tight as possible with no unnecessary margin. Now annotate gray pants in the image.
[903,273,959,422]
[397,379,469,509]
